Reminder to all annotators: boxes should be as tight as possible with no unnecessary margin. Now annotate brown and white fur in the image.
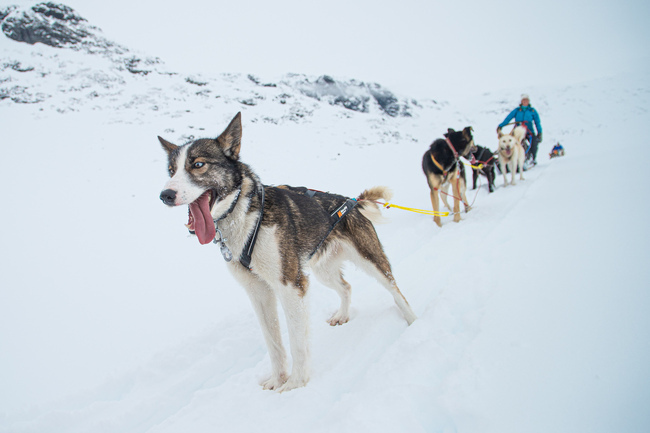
[497,125,526,186]
[421,127,476,227]
[158,112,417,393]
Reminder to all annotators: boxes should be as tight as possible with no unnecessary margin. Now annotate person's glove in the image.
[537,132,543,143]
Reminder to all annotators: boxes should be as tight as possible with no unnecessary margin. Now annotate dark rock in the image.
[0,6,17,21]
[186,76,208,86]
[1,2,91,47]
[368,84,400,117]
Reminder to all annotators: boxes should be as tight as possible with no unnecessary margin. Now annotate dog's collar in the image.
[213,189,242,222]
[445,137,459,160]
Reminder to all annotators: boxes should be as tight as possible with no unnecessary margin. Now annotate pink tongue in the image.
[189,192,215,245]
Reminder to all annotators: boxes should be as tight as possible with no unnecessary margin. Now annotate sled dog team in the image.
[158,108,539,393]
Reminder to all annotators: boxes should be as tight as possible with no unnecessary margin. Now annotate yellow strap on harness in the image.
[381,202,450,217]
[430,154,447,175]
[463,161,484,170]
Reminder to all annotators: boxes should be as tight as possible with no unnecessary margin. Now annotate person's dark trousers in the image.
[530,135,539,162]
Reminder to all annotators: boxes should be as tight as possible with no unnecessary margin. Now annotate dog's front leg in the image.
[500,161,508,187]
[243,282,289,390]
[275,282,311,392]
[451,176,461,222]
[510,161,517,185]
[488,168,495,193]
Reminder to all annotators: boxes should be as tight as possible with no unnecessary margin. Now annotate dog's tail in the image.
[357,186,393,224]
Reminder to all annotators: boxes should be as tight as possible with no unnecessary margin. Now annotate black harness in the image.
[213,186,355,271]
[239,186,264,270]
[306,189,358,259]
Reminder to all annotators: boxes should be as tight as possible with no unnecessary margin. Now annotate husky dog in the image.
[497,125,526,186]
[421,127,476,227]
[440,162,470,213]
[158,112,417,393]
[470,145,497,193]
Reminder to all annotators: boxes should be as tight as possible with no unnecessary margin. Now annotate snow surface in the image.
[1,8,650,432]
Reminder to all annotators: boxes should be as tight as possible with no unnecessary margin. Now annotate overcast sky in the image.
[10,0,650,98]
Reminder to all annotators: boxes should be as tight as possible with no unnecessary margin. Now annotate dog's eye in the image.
[168,165,175,175]
[193,162,205,169]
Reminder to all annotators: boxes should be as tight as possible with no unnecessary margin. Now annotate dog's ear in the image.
[462,126,473,141]
[217,112,242,160]
[498,130,504,138]
[158,136,178,156]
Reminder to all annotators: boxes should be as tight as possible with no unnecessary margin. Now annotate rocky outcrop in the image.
[0,2,128,55]
[0,2,421,121]
[288,74,411,117]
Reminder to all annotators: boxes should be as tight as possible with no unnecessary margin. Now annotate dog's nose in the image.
[160,189,177,206]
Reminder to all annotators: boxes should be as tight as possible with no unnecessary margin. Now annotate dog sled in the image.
[550,143,565,159]
[516,123,536,171]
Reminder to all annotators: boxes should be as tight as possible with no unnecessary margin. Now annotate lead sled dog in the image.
[158,112,417,392]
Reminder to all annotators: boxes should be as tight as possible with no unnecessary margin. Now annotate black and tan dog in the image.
[439,162,471,214]
[421,127,476,227]
[158,112,416,393]
[470,145,497,193]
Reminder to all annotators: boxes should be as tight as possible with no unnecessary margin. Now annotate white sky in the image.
[8,0,650,98]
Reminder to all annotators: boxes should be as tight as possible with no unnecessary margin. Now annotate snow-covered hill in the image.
[1,3,649,433]
[1,2,420,125]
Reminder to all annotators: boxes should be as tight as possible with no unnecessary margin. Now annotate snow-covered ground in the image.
[1,4,650,432]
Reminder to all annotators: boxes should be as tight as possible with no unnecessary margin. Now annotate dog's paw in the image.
[261,373,288,391]
[328,311,349,326]
[434,217,442,227]
[453,214,461,223]
[276,375,309,393]
[510,181,517,186]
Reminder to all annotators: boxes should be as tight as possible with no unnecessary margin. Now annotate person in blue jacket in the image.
[497,94,543,165]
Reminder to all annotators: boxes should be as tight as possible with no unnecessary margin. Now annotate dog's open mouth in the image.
[186,190,217,245]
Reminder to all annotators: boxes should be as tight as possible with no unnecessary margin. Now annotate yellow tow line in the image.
[368,158,490,218]
[377,202,450,217]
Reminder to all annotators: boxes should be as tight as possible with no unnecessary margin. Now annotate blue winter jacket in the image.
[499,105,542,136]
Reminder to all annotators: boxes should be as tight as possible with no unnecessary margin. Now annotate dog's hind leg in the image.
[427,174,443,227]
[456,174,470,213]
[347,236,417,325]
[241,279,289,391]
[430,189,443,227]
[440,183,452,211]
[312,255,352,326]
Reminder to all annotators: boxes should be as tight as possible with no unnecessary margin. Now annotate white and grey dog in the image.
[497,125,526,186]
[158,112,417,392]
